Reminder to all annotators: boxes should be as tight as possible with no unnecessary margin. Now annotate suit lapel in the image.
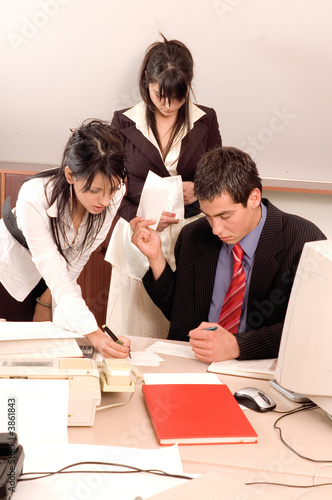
[248,200,284,306]
[120,107,209,178]
[194,229,221,323]
[178,120,209,176]
[184,201,284,327]
[121,123,169,176]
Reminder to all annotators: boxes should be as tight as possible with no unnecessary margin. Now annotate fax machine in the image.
[0,358,100,426]
[0,357,137,427]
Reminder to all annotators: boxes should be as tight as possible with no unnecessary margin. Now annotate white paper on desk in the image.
[0,338,83,358]
[137,171,184,230]
[145,341,196,359]
[144,372,222,385]
[130,351,165,366]
[0,321,83,341]
[0,379,68,448]
[145,470,282,500]
[13,443,188,500]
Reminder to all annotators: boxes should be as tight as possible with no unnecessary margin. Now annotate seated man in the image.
[131,146,326,362]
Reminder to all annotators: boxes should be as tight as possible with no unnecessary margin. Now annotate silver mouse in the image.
[234,387,276,412]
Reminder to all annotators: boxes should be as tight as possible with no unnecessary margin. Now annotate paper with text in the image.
[0,337,83,358]
[208,358,277,380]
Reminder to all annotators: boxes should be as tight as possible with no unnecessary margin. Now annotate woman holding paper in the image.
[0,119,130,358]
[105,35,222,338]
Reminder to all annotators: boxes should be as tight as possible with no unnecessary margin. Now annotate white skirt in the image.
[106,266,170,338]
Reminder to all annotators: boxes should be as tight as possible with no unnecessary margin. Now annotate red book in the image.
[142,383,258,445]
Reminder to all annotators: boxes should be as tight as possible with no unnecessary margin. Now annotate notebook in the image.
[142,381,258,445]
[208,358,277,380]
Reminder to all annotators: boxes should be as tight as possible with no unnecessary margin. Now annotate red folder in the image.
[142,383,257,445]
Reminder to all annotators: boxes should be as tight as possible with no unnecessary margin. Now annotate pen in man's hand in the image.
[102,324,131,358]
[187,325,218,337]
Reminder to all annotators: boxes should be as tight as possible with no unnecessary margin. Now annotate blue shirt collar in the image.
[224,203,267,261]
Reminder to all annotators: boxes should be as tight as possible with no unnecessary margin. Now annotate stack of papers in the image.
[0,321,83,358]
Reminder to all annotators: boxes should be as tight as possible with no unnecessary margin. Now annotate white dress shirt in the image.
[0,175,125,335]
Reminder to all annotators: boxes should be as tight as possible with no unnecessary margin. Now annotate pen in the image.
[102,324,131,358]
[187,325,218,337]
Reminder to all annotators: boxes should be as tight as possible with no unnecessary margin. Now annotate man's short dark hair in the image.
[194,146,262,207]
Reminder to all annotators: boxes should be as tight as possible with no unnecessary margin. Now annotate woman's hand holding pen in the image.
[86,328,131,358]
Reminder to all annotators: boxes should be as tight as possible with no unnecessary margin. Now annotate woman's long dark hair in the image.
[28,119,126,261]
[139,35,194,160]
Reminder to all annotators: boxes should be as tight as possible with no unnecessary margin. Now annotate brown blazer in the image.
[111,104,222,221]
[143,199,326,359]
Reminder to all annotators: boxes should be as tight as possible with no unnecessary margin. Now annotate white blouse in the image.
[0,175,125,335]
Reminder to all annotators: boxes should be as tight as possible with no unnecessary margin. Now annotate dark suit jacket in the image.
[111,104,222,221]
[143,199,326,359]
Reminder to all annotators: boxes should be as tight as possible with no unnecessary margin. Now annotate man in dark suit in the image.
[131,146,326,362]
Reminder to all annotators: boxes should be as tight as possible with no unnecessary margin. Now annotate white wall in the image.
[263,190,332,239]
[1,0,331,233]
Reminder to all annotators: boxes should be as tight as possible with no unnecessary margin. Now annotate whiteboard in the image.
[0,0,331,182]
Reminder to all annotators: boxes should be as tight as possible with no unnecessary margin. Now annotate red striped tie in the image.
[218,243,246,334]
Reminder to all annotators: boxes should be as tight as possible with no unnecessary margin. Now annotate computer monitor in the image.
[274,239,332,417]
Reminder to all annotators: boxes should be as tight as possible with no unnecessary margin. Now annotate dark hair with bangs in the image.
[194,146,262,207]
[139,34,194,160]
[27,119,126,261]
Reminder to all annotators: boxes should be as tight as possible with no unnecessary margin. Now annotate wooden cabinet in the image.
[0,169,112,326]
[0,170,35,217]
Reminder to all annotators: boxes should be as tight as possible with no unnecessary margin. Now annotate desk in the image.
[69,336,332,498]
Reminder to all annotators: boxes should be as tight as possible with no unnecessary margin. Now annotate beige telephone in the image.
[99,358,136,392]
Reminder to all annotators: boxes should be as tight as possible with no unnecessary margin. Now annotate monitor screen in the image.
[275,239,332,416]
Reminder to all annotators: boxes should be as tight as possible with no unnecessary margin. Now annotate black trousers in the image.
[0,279,48,321]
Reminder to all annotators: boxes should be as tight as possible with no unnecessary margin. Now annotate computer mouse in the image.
[233,387,276,412]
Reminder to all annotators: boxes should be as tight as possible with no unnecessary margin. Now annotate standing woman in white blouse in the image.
[0,119,130,358]
[105,36,221,338]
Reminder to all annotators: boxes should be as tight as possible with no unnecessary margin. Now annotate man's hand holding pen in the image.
[189,322,240,363]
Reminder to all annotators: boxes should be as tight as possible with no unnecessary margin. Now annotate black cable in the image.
[18,405,332,491]
[245,403,332,490]
[246,480,332,489]
[272,401,315,414]
[18,460,193,482]
[273,403,332,463]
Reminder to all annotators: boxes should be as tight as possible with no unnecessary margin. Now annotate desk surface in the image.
[69,336,332,497]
